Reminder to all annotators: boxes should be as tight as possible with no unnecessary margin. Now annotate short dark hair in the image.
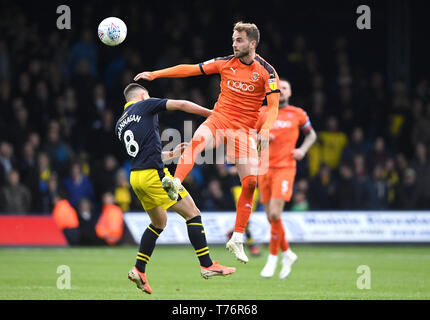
[233,21,260,47]
[123,83,148,101]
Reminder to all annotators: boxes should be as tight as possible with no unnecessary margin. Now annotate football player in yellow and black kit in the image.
[115,83,235,294]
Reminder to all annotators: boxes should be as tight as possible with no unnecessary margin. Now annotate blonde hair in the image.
[233,21,260,47]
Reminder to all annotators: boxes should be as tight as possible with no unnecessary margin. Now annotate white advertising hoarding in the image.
[124,211,430,244]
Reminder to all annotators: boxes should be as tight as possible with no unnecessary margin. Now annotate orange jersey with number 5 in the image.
[199,54,280,130]
[257,105,312,168]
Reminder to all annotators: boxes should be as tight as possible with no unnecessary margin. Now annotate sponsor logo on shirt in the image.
[272,120,292,129]
[227,80,255,92]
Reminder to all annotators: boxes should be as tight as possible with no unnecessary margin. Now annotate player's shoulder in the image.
[254,54,277,77]
[215,54,235,62]
[286,104,307,114]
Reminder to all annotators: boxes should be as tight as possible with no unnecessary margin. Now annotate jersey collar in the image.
[239,58,254,66]
[124,100,138,110]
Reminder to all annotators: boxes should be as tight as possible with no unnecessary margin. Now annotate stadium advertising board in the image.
[0,216,68,246]
[124,211,430,244]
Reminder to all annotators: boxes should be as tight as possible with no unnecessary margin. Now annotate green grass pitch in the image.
[1,245,429,300]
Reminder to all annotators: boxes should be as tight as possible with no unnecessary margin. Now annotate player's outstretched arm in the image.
[166,99,212,118]
[134,64,202,81]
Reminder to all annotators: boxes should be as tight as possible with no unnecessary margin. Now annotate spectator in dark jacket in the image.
[63,161,94,209]
[411,143,430,208]
[309,164,336,209]
[368,165,389,210]
[396,168,418,209]
[335,164,358,209]
[0,169,31,213]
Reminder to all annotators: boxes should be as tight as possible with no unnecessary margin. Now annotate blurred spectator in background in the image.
[37,152,52,201]
[90,109,123,162]
[95,192,124,245]
[412,103,430,148]
[42,120,74,176]
[367,137,390,172]
[353,154,374,209]
[396,168,418,209]
[204,179,234,211]
[114,168,132,212]
[335,164,357,209]
[0,169,31,213]
[291,191,309,211]
[368,165,389,210]
[318,116,348,170]
[383,158,400,208]
[365,72,388,138]
[9,100,32,152]
[18,141,40,211]
[341,127,368,164]
[52,190,80,245]
[41,173,60,213]
[0,141,15,187]
[309,164,336,209]
[92,154,118,201]
[63,161,94,209]
[411,143,430,208]
[77,198,101,245]
[68,28,98,78]
[0,41,10,81]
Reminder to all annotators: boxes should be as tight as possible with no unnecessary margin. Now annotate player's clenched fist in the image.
[134,71,153,81]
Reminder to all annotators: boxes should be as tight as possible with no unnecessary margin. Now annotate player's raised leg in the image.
[163,124,217,201]
[170,194,235,279]
[226,157,259,263]
[128,206,167,294]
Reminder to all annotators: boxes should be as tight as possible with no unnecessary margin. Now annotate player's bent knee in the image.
[151,216,167,229]
[185,205,201,219]
[152,220,167,230]
[268,213,282,221]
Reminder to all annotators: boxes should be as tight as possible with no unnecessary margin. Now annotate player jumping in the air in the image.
[256,79,317,279]
[116,84,235,294]
[134,22,280,263]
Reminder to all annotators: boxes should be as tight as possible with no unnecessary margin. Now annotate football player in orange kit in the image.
[134,21,280,263]
[256,79,317,279]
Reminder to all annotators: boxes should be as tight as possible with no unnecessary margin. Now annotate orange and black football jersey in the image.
[199,54,280,129]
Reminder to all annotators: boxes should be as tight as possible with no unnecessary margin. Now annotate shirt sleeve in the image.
[263,69,281,96]
[298,108,313,133]
[255,107,268,132]
[145,98,168,114]
[199,57,226,75]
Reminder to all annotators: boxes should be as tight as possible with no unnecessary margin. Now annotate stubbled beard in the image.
[234,49,249,58]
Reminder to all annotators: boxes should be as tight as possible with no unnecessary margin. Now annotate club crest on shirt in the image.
[251,72,260,82]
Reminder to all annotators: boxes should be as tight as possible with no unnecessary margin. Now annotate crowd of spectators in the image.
[1,1,429,220]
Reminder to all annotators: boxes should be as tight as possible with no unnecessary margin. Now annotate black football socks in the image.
[186,215,213,268]
[135,224,163,273]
